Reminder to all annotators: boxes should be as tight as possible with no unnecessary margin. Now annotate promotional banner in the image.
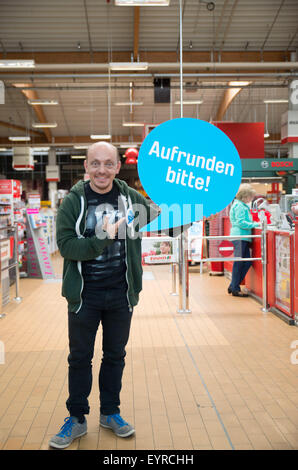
[138,118,242,232]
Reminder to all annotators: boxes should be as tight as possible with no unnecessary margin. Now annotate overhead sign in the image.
[281,110,298,144]
[138,118,242,232]
[241,158,298,172]
[46,165,60,182]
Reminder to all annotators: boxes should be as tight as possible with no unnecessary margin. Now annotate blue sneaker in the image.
[49,416,87,449]
[100,413,135,438]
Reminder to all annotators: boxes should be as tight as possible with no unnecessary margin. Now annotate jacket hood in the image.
[70,178,130,198]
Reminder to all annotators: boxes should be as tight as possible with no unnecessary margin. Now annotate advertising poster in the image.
[275,235,291,313]
[188,221,203,262]
[141,237,177,265]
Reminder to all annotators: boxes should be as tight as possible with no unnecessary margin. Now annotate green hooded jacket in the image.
[56,178,160,313]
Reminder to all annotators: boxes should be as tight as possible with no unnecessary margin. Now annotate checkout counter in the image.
[223,193,298,325]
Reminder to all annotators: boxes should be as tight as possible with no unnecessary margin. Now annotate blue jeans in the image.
[66,281,132,418]
[229,240,252,293]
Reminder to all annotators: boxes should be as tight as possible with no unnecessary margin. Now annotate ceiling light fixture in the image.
[71,155,86,159]
[9,136,31,141]
[109,62,148,71]
[74,145,89,149]
[120,143,139,148]
[174,100,203,105]
[28,99,59,106]
[32,122,57,128]
[90,134,111,139]
[263,99,288,104]
[122,122,144,127]
[229,81,250,87]
[115,0,170,5]
[0,60,35,68]
[114,101,143,106]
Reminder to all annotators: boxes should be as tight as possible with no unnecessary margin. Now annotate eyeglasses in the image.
[88,161,117,170]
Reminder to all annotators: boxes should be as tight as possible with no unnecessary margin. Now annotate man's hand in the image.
[102,215,126,239]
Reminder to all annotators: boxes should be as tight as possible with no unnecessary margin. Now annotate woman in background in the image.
[228,184,260,297]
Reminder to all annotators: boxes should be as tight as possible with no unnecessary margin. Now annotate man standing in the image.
[49,141,159,449]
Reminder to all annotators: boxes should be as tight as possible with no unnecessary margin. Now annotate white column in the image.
[47,148,58,208]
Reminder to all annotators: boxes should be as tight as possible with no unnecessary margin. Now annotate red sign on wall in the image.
[213,122,265,159]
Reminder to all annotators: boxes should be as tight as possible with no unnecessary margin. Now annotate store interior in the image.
[0,0,298,452]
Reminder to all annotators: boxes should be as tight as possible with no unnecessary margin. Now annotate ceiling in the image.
[0,0,298,157]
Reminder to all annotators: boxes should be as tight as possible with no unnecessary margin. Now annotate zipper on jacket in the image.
[122,195,132,311]
[75,195,87,313]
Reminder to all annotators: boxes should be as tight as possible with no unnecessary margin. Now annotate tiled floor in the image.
[0,253,297,450]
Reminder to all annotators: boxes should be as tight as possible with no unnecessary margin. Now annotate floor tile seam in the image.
[145,290,183,448]
[157,282,235,450]
[136,318,158,450]
[163,316,234,448]
[1,348,68,450]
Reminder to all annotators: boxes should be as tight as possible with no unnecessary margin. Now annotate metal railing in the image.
[0,224,22,319]
[171,220,269,313]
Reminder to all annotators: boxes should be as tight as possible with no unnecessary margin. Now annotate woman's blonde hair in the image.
[236,183,256,201]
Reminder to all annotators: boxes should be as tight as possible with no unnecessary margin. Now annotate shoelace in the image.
[106,414,128,427]
[57,417,75,438]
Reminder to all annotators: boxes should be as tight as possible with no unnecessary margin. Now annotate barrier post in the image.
[177,230,191,313]
[261,219,269,313]
[170,263,178,296]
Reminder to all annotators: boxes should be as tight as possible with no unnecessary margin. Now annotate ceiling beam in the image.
[0,120,43,136]
[12,84,52,142]
[215,85,243,121]
[0,133,282,146]
[0,135,143,146]
[0,50,291,64]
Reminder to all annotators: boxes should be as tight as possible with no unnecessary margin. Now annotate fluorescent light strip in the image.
[90,134,111,139]
[28,99,59,106]
[120,144,139,148]
[114,101,143,106]
[0,60,35,68]
[74,145,89,149]
[32,122,57,128]
[263,99,289,104]
[229,81,251,87]
[9,136,31,141]
[109,62,148,71]
[71,155,86,159]
[122,122,144,127]
[115,0,170,5]
[174,100,203,105]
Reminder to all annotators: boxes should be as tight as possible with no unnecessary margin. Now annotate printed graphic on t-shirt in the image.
[82,183,126,284]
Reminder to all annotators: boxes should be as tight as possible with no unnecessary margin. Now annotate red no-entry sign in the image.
[218,240,234,257]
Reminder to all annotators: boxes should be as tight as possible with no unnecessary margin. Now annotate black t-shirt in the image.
[82,182,127,287]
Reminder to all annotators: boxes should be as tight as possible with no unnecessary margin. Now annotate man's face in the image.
[84,145,121,194]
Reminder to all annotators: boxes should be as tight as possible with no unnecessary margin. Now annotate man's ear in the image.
[116,160,121,175]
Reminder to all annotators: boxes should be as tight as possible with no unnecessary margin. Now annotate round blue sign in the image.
[138,118,242,231]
